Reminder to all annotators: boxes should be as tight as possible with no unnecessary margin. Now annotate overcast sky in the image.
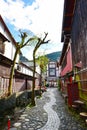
[0,0,64,60]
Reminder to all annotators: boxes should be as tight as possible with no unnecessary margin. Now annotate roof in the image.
[60,0,76,64]
[0,15,16,46]
[0,32,9,42]
[15,69,36,80]
[20,62,34,71]
[61,0,76,42]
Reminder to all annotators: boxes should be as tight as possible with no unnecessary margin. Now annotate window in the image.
[49,62,56,68]
[49,68,56,76]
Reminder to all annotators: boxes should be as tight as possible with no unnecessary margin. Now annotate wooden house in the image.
[59,38,73,93]
[0,15,18,97]
[0,15,40,98]
[15,61,40,92]
[60,0,87,103]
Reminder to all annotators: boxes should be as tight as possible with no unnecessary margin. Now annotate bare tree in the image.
[31,32,50,106]
[8,32,37,95]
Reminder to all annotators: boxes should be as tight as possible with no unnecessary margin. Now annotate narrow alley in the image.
[3,88,87,130]
[1,0,87,130]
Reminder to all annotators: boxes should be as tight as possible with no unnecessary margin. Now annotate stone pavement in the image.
[39,89,60,130]
[5,88,87,130]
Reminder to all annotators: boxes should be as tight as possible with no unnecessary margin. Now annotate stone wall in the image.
[16,91,31,107]
[0,93,16,115]
[16,90,41,107]
[0,90,41,114]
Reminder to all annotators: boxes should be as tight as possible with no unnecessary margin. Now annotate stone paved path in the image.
[39,89,60,130]
[3,88,87,130]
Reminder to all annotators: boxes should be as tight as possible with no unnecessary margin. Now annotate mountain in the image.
[20,51,61,63]
[20,55,29,62]
[46,51,61,61]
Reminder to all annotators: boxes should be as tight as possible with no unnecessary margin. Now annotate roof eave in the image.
[61,0,76,42]
[0,32,10,42]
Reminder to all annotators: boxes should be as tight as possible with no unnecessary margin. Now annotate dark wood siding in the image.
[71,0,87,68]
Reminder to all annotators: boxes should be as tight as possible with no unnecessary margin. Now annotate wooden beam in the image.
[64,27,71,31]
[65,13,73,17]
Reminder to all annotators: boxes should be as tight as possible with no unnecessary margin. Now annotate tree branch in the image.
[43,32,48,41]
[21,37,38,48]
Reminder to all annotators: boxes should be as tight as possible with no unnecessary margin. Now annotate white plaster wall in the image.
[36,65,40,74]
[21,66,33,77]
[0,21,19,63]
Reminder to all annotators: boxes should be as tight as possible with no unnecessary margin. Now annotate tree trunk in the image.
[31,53,36,106]
[39,69,42,96]
[8,49,19,96]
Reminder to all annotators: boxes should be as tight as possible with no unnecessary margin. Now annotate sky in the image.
[0,0,64,60]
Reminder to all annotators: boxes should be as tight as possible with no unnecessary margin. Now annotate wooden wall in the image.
[71,0,87,68]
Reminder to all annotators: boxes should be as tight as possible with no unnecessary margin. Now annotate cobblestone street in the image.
[4,88,87,130]
[1,0,87,130]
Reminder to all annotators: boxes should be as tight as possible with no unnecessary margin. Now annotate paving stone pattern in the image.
[52,89,87,130]
[39,89,60,130]
[5,88,87,130]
